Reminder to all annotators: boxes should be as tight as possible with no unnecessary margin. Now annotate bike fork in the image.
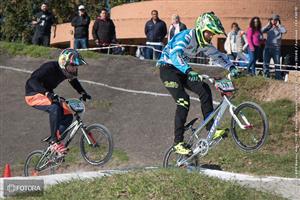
[229,106,252,129]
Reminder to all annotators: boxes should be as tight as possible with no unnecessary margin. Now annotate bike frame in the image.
[177,95,252,166]
[194,95,250,144]
[60,114,93,147]
[35,114,94,172]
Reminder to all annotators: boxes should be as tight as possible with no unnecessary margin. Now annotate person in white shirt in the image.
[224,22,248,61]
[168,14,187,41]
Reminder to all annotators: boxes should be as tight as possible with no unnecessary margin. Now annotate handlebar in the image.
[201,73,232,84]
[55,95,85,103]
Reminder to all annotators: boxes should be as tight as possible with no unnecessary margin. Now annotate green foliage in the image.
[0,41,102,59]
[0,41,56,58]
[0,0,143,43]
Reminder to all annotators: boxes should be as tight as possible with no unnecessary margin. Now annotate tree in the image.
[0,0,142,43]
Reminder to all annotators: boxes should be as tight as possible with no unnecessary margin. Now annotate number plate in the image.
[215,79,235,91]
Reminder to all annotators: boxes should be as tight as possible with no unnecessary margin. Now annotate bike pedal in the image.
[222,129,229,138]
[222,132,228,138]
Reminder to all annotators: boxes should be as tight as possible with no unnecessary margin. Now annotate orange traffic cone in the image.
[2,164,12,177]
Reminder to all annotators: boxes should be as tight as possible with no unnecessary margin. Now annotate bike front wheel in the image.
[80,124,113,166]
[163,146,199,168]
[24,150,55,176]
[231,102,269,151]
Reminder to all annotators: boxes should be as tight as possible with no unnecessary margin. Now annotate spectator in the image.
[0,14,3,39]
[144,10,167,60]
[168,14,187,41]
[71,5,90,49]
[92,8,116,54]
[32,3,56,47]
[262,14,287,79]
[224,22,248,61]
[246,17,263,75]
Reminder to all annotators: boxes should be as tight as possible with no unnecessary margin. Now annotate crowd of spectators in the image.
[30,3,287,80]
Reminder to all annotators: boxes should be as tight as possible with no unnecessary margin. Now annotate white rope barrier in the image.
[77,44,299,71]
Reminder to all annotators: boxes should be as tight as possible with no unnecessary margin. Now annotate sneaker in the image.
[174,142,191,155]
[49,142,68,155]
[212,129,227,140]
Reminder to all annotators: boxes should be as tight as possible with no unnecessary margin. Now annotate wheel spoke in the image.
[80,124,113,166]
[231,102,268,151]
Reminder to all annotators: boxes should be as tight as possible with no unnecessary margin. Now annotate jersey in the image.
[157,29,233,74]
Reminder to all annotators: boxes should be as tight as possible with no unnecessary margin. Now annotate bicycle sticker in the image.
[216,79,234,91]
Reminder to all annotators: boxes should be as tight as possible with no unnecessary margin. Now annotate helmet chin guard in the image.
[195,12,226,47]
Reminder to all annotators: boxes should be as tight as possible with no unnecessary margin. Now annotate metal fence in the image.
[78,43,299,74]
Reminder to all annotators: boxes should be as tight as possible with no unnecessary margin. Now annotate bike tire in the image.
[80,124,113,166]
[24,150,55,177]
[163,146,199,168]
[231,102,269,152]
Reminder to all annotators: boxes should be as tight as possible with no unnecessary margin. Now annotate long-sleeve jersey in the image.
[25,61,86,96]
[261,24,286,48]
[157,29,233,74]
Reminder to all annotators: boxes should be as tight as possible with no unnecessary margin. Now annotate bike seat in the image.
[184,118,198,131]
[41,136,51,143]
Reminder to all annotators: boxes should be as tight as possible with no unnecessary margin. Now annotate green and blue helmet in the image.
[195,12,226,47]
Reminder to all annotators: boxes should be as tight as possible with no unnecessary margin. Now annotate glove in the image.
[188,71,202,82]
[46,92,60,103]
[229,65,240,78]
[81,92,91,101]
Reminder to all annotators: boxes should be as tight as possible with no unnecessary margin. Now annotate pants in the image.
[74,38,88,49]
[247,46,260,75]
[25,94,73,142]
[32,33,50,47]
[263,47,282,79]
[160,64,214,144]
[144,44,163,60]
[228,52,238,61]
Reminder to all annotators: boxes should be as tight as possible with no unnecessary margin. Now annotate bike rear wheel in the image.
[163,146,199,168]
[80,124,113,166]
[24,150,55,176]
[231,102,269,151]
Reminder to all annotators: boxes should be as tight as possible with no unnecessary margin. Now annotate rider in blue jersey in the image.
[157,12,239,155]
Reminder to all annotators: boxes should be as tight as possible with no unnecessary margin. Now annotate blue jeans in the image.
[247,46,260,75]
[74,38,88,49]
[144,44,163,60]
[34,103,73,142]
[263,47,281,79]
[228,52,238,61]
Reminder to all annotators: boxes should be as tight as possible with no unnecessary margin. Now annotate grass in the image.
[87,99,113,111]
[64,145,129,167]
[199,76,296,177]
[0,41,55,58]
[4,146,129,177]
[0,41,101,59]
[10,169,285,200]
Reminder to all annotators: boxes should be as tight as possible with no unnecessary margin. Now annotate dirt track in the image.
[1,54,300,199]
[0,54,227,173]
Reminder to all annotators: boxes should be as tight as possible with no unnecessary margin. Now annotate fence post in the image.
[152,46,155,60]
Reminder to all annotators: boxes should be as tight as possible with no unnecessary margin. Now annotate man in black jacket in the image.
[32,3,56,47]
[144,10,167,60]
[92,8,116,54]
[71,5,90,49]
[25,49,91,154]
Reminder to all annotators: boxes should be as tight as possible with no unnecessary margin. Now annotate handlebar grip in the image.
[202,75,215,84]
